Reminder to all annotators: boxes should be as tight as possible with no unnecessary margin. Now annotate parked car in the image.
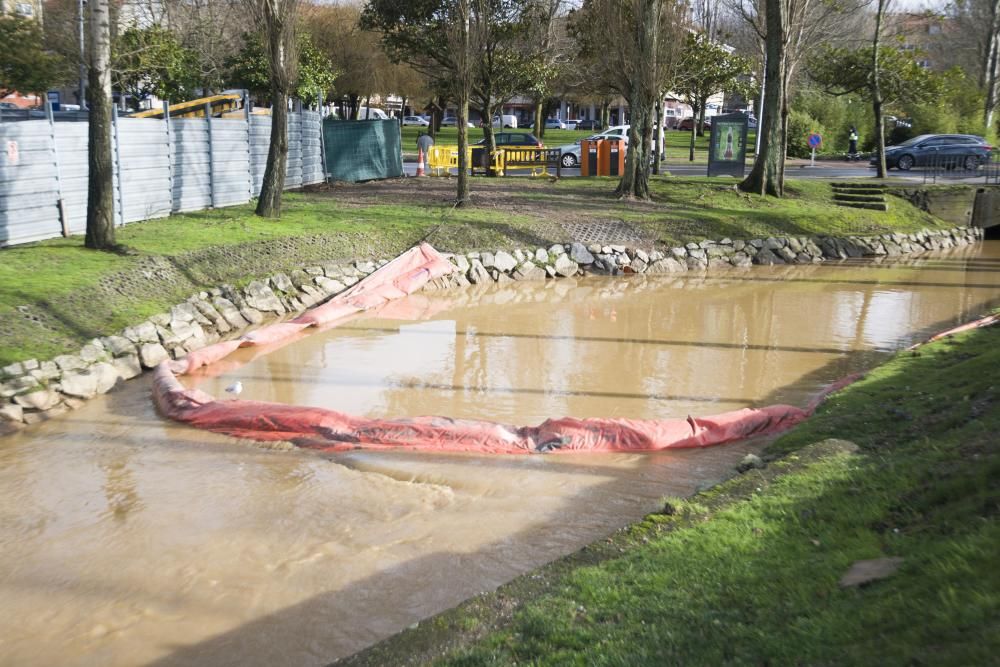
[402,115,430,126]
[588,125,630,144]
[677,117,711,132]
[0,102,20,110]
[441,116,475,127]
[555,125,631,168]
[475,132,543,148]
[563,119,580,130]
[556,140,582,167]
[871,134,992,171]
[545,118,566,130]
[574,119,602,131]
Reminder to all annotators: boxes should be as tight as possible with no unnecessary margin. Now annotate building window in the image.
[15,2,34,16]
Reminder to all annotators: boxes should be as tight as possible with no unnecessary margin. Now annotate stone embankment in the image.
[0,226,984,432]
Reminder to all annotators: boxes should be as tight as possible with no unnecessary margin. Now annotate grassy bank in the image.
[0,176,947,365]
[340,318,1000,666]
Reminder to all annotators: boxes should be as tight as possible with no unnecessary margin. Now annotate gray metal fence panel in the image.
[0,121,61,246]
[210,119,251,207]
[1,109,323,247]
[283,114,303,190]
[54,123,90,235]
[171,119,213,212]
[119,118,172,223]
[249,115,271,197]
[301,111,324,185]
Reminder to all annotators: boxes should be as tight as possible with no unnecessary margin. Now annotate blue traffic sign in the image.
[807,133,823,148]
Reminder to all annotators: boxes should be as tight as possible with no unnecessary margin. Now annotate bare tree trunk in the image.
[481,103,498,176]
[689,103,698,161]
[983,0,1000,127]
[872,0,888,179]
[534,99,545,139]
[616,0,659,200]
[740,0,784,197]
[85,0,115,250]
[652,96,663,174]
[455,0,471,206]
[247,0,299,218]
[697,96,708,137]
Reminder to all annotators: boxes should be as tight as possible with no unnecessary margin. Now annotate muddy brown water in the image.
[2,242,999,666]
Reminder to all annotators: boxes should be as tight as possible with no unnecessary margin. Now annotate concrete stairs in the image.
[831,182,889,212]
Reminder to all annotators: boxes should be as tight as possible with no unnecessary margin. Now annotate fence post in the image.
[204,102,216,208]
[243,90,252,199]
[164,100,174,212]
[317,90,328,180]
[112,105,125,226]
[47,100,70,237]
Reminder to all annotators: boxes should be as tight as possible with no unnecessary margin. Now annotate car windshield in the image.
[891,135,933,147]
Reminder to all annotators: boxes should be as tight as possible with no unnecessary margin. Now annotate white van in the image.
[358,106,389,120]
[492,114,518,128]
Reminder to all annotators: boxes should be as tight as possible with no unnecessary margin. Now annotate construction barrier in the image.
[152,243,879,455]
[323,119,403,182]
[502,148,563,177]
[426,145,506,176]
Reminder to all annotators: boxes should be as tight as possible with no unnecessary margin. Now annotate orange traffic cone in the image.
[416,148,426,177]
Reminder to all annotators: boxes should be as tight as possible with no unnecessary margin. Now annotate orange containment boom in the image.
[153,242,867,454]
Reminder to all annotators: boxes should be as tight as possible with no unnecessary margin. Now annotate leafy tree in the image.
[675,32,753,161]
[113,25,200,109]
[228,32,337,107]
[810,42,940,172]
[571,0,687,200]
[362,0,477,205]
[739,0,785,197]
[0,14,66,98]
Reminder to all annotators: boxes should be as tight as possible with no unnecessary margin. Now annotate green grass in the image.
[342,320,1000,666]
[0,177,951,365]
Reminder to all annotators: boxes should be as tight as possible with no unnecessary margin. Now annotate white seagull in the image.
[225,381,244,396]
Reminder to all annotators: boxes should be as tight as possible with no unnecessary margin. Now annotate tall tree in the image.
[571,0,685,200]
[85,0,116,250]
[675,32,753,161]
[362,0,477,205]
[243,0,301,218]
[739,0,785,196]
[112,25,200,109]
[227,31,337,107]
[870,0,891,177]
[0,15,66,99]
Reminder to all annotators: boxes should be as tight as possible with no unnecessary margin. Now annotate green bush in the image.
[786,109,827,158]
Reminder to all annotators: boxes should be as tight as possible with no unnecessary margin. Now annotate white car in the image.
[402,115,429,126]
[563,119,580,130]
[589,125,630,145]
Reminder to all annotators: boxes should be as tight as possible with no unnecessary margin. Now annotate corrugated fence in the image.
[0,108,326,247]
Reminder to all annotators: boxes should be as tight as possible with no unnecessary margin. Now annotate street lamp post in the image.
[78,0,87,109]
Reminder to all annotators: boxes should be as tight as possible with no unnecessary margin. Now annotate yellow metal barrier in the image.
[426,145,506,176]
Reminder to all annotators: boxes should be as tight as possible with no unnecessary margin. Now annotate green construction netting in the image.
[323,119,403,182]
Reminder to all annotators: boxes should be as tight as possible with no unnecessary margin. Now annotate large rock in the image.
[534,248,549,264]
[647,258,687,273]
[493,251,517,272]
[753,247,784,265]
[139,343,169,369]
[569,242,595,264]
[452,254,470,273]
[244,281,286,314]
[0,403,24,423]
[481,251,496,269]
[466,259,491,284]
[13,389,61,411]
[59,370,99,399]
[91,362,122,394]
[113,354,143,380]
[553,254,579,277]
[212,297,250,330]
[53,354,86,372]
[514,261,546,281]
[270,273,295,294]
[102,335,136,358]
[315,276,347,294]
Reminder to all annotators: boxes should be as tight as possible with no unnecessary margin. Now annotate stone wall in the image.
[891,186,978,227]
[0,226,984,434]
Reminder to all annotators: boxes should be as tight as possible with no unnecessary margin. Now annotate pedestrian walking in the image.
[848,127,859,156]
